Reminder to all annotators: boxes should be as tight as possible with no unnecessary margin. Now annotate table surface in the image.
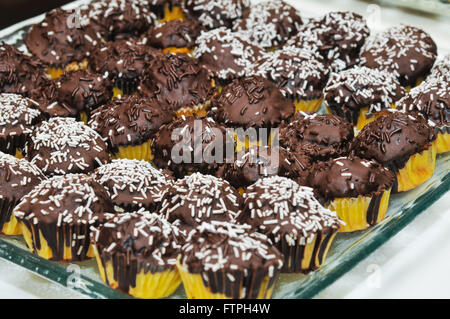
[0,0,449,298]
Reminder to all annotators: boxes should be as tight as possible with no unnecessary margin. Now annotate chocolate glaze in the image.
[209,75,294,129]
[324,66,405,125]
[180,221,283,298]
[138,53,214,111]
[25,117,110,176]
[13,174,114,261]
[360,25,437,87]
[142,19,200,50]
[279,112,354,161]
[88,95,174,153]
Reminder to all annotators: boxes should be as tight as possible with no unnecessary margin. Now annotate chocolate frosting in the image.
[233,0,302,49]
[351,110,437,172]
[138,53,214,111]
[209,75,294,129]
[142,19,200,50]
[308,156,395,205]
[0,43,48,95]
[194,27,264,83]
[279,112,354,161]
[92,159,173,211]
[247,46,329,101]
[13,173,114,261]
[287,11,370,72]
[183,0,250,30]
[25,8,103,66]
[88,95,174,152]
[158,173,243,231]
[324,66,405,125]
[360,25,437,87]
[180,221,283,298]
[151,116,233,178]
[25,117,110,176]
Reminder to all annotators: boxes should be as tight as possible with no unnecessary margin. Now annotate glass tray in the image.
[0,0,449,299]
[378,0,450,17]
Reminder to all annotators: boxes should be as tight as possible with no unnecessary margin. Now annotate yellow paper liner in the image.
[113,87,124,98]
[395,143,436,192]
[355,104,396,131]
[436,130,450,154]
[111,139,153,162]
[0,197,22,235]
[294,98,323,114]
[47,59,89,79]
[2,215,22,235]
[325,189,391,233]
[162,47,193,55]
[14,148,23,159]
[160,4,185,22]
[404,77,423,93]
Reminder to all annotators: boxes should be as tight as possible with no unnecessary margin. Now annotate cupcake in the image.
[24,8,103,79]
[0,152,46,235]
[139,53,215,118]
[232,0,302,50]
[309,156,395,232]
[194,27,264,87]
[92,209,184,298]
[177,221,283,299]
[182,0,249,30]
[324,66,405,130]
[150,0,185,21]
[209,75,294,150]
[0,43,48,96]
[89,39,162,96]
[287,11,370,72]
[141,19,200,55]
[236,176,341,273]
[247,46,329,113]
[89,96,174,162]
[279,112,354,161]
[351,110,437,192]
[92,159,173,211]
[396,79,449,154]
[13,174,114,261]
[151,116,234,178]
[30,70,113,123]
[360,25,437,90]
[0,93,42,157]
[25,117,110,176]
[158,173,243,232]
[428,54,450,83]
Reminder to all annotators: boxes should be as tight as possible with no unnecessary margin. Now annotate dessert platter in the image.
[0,0,448,299]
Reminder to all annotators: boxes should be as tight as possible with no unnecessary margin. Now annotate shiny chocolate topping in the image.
[142,19,200,50]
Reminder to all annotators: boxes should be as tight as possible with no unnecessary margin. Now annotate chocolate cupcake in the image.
[24,8,103,79]
[25,117,110,176]
[89,39,162,95]
[141,19,200,54]
[360,25,437,89]
[309,156,395,232]
[89,95,174,162]
[150,0,185,21]
[30,70,113,123]
[428,54,450,83]
[0,43,48,95]
[236,176,341,273]
[92,209,184,298]
[217,146,312,193]
[209,75,294,149]
[139,53,215,117]
[324,66,405,130]
[287,11,370,72]
[194,27,264,86]
[182,0,249,30]
[92,159,173,211]
[0,93,42,157]
[158,173,242,232]
[13,173,114,261]
[177,221,283,299]
[0,152,46,235]
[396,79,449,154]
[247,46,329,113]
[351,110,437,192]
[279,112,354,161]
[233,0,302,49]
[151,116,233,178]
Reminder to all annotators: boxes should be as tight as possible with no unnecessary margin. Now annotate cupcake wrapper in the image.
[232,129,277,152]
[0,197,22,235]
[436,128,450,154]
[404,77,424,93]
[111,139,153,162]
[162,47,193,55]
[161,4,185,22]
[19,220,95,261]
[0,133,27,157]
[326,189,391,233]
[47,59,89,79]
[177,259,277,299]
[355,104,395,131]
[114,77,139,96]
[93,246,181,298]
[394,143,437,193]
[294,98,323,114]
